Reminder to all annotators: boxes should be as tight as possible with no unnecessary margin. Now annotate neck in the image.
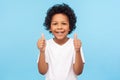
[53,37,69,45]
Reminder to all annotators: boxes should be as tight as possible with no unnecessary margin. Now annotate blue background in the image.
[0,0,120,80]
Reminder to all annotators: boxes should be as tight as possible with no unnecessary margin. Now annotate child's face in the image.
[50,13,70,40]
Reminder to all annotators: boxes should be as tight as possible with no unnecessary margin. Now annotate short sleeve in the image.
[37,53,40,63]
[45,46,49,63]
[37,48,49,63]
[80,47,85,63]
[73,47,85,64]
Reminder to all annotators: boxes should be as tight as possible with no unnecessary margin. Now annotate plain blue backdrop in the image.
[0,0,120,80]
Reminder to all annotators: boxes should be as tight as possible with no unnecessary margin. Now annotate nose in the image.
[57,24,62,29]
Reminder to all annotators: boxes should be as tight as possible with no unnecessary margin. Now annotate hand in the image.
[37,33,46,52]
[74,34,82,52]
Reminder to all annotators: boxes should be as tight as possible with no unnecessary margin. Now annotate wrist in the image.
[40,50,45,53]
[75,49,80,53]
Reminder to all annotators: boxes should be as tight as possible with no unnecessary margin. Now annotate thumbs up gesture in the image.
[37,34,46,52]
[74,34,82,52]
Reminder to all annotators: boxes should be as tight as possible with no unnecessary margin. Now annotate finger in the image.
[74,33,77,40]
[41,33,45,40]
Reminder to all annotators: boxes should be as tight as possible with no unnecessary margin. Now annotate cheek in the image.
[65,27,70,34]
[49,27,55,32]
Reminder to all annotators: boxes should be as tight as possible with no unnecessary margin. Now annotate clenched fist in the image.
[73,34,82,52]
[37,34,46,53]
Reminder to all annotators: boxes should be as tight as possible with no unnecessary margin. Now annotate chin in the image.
[55,36,65,40]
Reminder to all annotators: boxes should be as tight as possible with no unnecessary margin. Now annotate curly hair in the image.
[43,3,77,34]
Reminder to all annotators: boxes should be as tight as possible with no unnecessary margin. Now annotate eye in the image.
[62,23,67,25]
[51,23,57,25]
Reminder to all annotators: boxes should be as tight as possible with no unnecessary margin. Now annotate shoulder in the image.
[45,38,54,46]
[65,38,74,47]
[46,38,53,43]
[69,38,73,41]
[68,38,74,43]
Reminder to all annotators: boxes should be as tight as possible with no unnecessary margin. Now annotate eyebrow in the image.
[51,21,68,23]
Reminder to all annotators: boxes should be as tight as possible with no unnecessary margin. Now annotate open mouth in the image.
[55,31,64,35]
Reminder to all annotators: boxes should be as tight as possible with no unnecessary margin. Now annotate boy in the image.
[37,3,85,80]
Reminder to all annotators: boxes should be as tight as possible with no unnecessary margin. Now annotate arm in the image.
[37,34,48,75]
[73,34,84,75]
[38,51,48,75]
[73,50,84,75]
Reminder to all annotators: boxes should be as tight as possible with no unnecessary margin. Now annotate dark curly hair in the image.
[43,3,77,34]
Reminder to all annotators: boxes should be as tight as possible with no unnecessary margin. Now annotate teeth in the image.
[58,32,61,34]
[56,31,64,35]
[57,32,62,34]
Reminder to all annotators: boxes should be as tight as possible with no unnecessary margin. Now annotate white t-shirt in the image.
[38,38,85,80]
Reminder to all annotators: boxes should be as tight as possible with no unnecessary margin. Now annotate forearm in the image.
[73,50,84,75]
[38,51,48,75]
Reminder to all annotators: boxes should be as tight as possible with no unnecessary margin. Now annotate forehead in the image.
[51,13,69,21]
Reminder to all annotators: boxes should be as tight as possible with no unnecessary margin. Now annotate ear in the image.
[49,28,51,31]
[68,26,71,32]
[49,29,52,33]
[69,29,70,31]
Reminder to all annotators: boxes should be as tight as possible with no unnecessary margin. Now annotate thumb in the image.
[74,33,77,40]
[41,33,45,40]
